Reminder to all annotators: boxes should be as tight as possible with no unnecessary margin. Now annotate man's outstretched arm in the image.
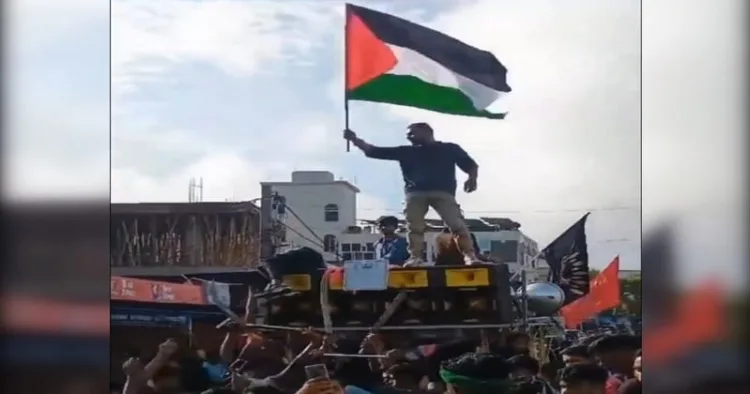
[344,129,407,161]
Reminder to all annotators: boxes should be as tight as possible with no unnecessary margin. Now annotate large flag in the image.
[561,256,621,328]
[645,281,725,365]
[542,213,591,304]
[345,4,511,119]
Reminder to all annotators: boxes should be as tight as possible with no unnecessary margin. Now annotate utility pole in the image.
[259,185,275,260]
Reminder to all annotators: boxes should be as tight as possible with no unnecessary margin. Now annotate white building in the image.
[261,171,359,259]
[263,171,545,280]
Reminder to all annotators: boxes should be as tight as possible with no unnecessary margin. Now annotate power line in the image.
[356,205,641,214]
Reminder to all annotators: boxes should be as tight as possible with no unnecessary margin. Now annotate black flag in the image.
[542,213,590,305]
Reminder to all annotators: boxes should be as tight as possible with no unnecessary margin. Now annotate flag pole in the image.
[344,5,351,152]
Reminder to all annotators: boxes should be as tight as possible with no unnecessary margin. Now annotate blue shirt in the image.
[365,142,477,195]
[374,236,409,266]
[202,361,229,383]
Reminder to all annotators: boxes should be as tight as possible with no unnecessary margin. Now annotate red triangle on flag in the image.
[345,9,397,90]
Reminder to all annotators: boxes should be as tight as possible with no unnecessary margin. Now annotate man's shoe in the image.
[403,257,426,267]
[256,281,297,299]
[463,255,485,266]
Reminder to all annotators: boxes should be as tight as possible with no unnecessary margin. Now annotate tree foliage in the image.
[587,269,641,316]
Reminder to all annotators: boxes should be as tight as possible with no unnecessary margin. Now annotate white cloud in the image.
[4,0,109,200]
[112,152,267,202]
[112,0,338,97]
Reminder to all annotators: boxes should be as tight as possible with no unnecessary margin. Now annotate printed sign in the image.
[111,276,206,305]
[344,260,389,291]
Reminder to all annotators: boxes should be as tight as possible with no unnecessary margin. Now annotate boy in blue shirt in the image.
[373,216,409,266]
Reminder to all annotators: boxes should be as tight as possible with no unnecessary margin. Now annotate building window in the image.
[341,243,351,252]
[324,204,339,222]
[323,235,337,252]
[490,240,518,263]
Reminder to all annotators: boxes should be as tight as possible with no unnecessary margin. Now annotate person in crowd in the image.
[438,352,514,394]
[506,332,532,356]
[616,378,641,394]
[617,350,642,394]
[434,218,484,266]
[257,247,328,299]
[587,335,640,394]
[180,349,212,392]
[123,338,186,394]
[344,123,481,266]
[560,345,593,366]
[373,216,410,266]
[198,349,230,385]
[512,375,557,394]
[508,354,541,378]
[382,362,428,391]
[558,363,609,394]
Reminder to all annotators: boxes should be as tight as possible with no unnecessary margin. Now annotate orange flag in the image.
[561,256,621,328]
[644,280,725,364]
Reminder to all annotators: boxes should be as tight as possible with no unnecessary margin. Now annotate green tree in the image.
[586,269,641,316]
[619,275,641,316]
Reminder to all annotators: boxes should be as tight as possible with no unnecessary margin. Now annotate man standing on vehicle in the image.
[344,122,481,266]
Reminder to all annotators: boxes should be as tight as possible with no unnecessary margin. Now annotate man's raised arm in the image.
[343,129,407,161]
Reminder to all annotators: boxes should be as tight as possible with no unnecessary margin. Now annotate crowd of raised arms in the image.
[115,317,642,394]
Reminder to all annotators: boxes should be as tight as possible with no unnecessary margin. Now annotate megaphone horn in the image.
[512,282,566,316]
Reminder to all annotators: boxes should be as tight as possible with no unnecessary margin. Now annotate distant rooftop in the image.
[361,216,521,232]
[111,201,260,215]
[261,171,360,193]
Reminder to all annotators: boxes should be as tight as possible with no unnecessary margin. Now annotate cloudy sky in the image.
[6,0,747,278]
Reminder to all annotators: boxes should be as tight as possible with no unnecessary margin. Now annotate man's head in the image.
[588,335,640,373]
[559,363,608,394]
[439,353,512,394]
[507,354,540,378]
[406,123,435,145]
[377,216,400,236]
[384,362,425,390]
[506,332,531,355]
[632,349,641,382]
[561,344,592,366]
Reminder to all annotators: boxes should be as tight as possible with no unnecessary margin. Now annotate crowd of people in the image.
[114,315,642,394]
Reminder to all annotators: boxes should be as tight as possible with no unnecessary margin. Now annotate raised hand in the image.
[157,338,179,357]
[463,178,477,193]
[343,129,357,141]
[122,357,143,377]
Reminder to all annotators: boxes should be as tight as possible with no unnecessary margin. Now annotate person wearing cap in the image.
[373,216,410,266]
[344,122,481,266]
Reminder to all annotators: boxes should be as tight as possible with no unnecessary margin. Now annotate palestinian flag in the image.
[345,4,511,119]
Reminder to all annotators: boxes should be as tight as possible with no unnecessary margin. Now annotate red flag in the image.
[644,281,725,364]
[561,256,621,328]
